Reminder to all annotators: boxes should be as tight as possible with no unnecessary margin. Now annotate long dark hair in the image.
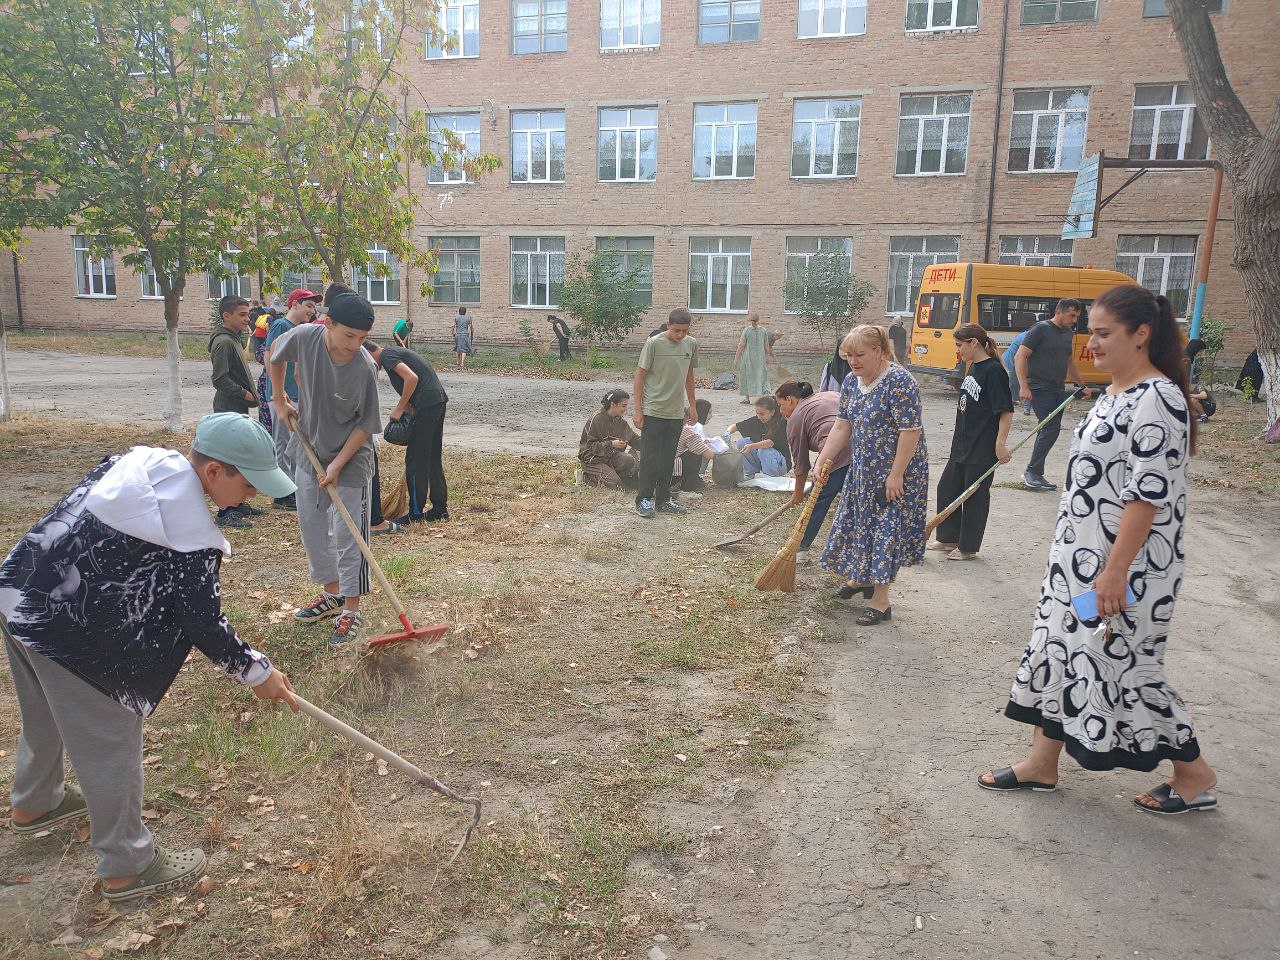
[775,379,815,401]
[1093,283,1197,453]
[601,388,629,411]
[953,323,1000,361]
[828,336,851,385]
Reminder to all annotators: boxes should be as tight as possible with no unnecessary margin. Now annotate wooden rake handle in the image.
[714,500,794,549]
[287,414,406,618]
[293,695,481,864]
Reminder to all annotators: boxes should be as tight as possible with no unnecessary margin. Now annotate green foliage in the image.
[1242,376,1257,403]
[1195,312,1229,386]
[518,318,535,343]
[782,252,877,342]
[559,250,647,346]
[586,346,616,369]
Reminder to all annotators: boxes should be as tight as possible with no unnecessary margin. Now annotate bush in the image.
[560,250,647,347]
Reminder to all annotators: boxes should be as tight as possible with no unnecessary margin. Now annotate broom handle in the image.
[925,388,1081,535]
[287,414,407,618]
[785,459,831,546]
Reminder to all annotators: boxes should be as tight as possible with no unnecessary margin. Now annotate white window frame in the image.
[1115,235,1198,317]
[510,236,566,308]
[73,235,116,298]
[693,102,757,180]
[282,261,326,295]
[896,93,971,176]
[689,237,751,313]
[430,236,482,305]
[905,0,979,32]
[1129,83,1209,162]
[797,0,867,38]
[600,0,661,50]
[1008,88,1090,174]
[596,236,655,307]
[998,235,1074,267]
[208,244,252,300]
[512,0,568,54]
[1020,0,1097,24]
[511,110,566,184]
[791,98,861,179]
[698,0,761,44]
[352,245,401,305]
[887,236,960,315]
[426,0,479,59]
[138,249,164,300]
[427,112,481,184]
[347,0,394,59]
[784,236,854,314]
[1143,0,1223,16]
[597,106,659,182]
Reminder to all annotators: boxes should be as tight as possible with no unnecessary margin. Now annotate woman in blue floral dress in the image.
[816,325,929,626]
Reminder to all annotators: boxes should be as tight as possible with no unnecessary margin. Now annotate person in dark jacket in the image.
[0,413,297,902]
[208,295,264,527]
[549,314,572,361]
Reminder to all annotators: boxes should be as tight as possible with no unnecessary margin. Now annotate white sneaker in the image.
[795,548,811,565]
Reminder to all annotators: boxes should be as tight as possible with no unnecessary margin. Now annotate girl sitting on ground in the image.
[578,389,639,489]
[729,396,792,478]
[673,398,716,493]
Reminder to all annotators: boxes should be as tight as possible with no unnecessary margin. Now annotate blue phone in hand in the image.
[1071,586,1137,622]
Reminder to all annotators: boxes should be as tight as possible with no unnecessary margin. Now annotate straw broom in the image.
[755,460,830,593]
[379,445,409,520]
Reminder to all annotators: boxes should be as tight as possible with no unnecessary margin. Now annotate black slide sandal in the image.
[854,606,891,626]
[1134,783,1217,815]
[978,766,1057,793]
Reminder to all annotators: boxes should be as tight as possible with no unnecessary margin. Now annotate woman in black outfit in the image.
[929,323,1014,560]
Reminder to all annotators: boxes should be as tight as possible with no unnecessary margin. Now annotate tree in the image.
[0,0,262,431]
[782,252,877,344]
[1167,0,1280,433]
[559,249,648,347]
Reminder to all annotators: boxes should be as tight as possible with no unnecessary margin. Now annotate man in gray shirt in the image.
[1015,298,1091,490]
[269,291,382,645]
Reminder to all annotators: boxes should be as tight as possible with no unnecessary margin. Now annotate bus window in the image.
[978,295,1058,332]
[916,293,960,329]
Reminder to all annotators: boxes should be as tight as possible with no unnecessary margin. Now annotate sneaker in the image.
[1023,473,1057,491]
[272,494,297,511]
[11,784,88,835]
[215,512,251,529]
[234,502,267,517]
[330,610,364,645]
[794,548,811,565]
[295,593,344,622]
[635,498,656,519]
[424,508,450,522]
[656,499,688,514]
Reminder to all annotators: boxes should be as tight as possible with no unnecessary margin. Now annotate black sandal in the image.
[854,606,892,625]
[834,584,874,601]
[978,766,1057,793]
[1134,782,1217,815]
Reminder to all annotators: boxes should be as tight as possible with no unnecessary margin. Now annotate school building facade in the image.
[1,0,1274,360]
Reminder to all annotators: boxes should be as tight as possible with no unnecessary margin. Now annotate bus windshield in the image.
[916,293,961,329]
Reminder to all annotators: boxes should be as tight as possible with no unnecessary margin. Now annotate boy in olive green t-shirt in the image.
[632,308,699,518]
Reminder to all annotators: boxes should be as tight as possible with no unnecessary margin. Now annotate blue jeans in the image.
[800,463,849,550]
[737,438,787,477]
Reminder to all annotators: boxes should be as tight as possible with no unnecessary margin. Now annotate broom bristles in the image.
[381,473,408,521]
[754,465,830,594]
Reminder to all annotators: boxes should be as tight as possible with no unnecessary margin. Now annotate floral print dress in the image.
[820,364,929,585]
[1005,377,1198,771]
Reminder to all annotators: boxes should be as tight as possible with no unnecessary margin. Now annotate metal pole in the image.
[1188,163,1223,341]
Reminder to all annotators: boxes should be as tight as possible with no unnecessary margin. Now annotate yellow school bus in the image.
[907,263,1135,386]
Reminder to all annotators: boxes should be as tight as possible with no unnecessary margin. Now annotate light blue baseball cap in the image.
[192,413,296,499]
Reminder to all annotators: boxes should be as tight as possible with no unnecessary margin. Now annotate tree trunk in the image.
[161,292,184,433]
[1233,180,1280,432]
[0,310,11,422]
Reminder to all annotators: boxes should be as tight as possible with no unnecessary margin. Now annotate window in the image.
[73,236,116,297]
[427,113,481,183]
[998,235,1074,267]
[699,0,760,43]
[1020,0,1096,23]
[896,93,971,175]
[513,0,567,53]
[511,110,566,183]
[797,0,866,37]
[598,107,658,182]
[693,102,757,180]
[352,245,401,304]
[600,0,661,49]
[1129,83,1209,161]
[1115,235,1197,316]
[906,0,978,31]
[511,236,565,307]
[791,98,860,178]
[689,237,751,312]
[887,236,960,314]
[1143,0,1222,16]
[137,250,169,299]
[1008,89,1089,173]
[283,262,326,294]
[208,245,252,299]
[346,0,394,58]
[784,237,854,312]
[430,236,481,304]
[427,0,479,58]
[597,236,654,307]
[916,293,962,329]
[977,295,1063,333]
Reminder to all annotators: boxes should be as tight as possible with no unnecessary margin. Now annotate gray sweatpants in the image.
[271,414,295,481]
[3,627,153,879]
[293,467,371,599]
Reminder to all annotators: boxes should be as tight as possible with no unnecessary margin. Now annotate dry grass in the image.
[1195,396,1280,495]
[7,329,209,361]
[0,415,817,960]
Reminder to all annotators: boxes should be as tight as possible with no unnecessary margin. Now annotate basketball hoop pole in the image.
[1188,163,1224,341]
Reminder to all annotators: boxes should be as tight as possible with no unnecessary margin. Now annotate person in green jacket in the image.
[208,295,264,527]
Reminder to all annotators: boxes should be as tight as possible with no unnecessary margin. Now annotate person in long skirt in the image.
[979,283,1218,816]
[451,307,475,369]
[734,313,773,404]
[815,325,928,626]
[929,323,1014,560]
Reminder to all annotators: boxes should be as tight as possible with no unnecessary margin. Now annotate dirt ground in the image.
[0,351,1277,960]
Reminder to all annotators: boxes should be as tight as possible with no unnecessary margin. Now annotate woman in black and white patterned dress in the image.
[979,284,1219,816]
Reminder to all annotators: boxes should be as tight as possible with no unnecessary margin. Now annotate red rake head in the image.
[366,613,451,649]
